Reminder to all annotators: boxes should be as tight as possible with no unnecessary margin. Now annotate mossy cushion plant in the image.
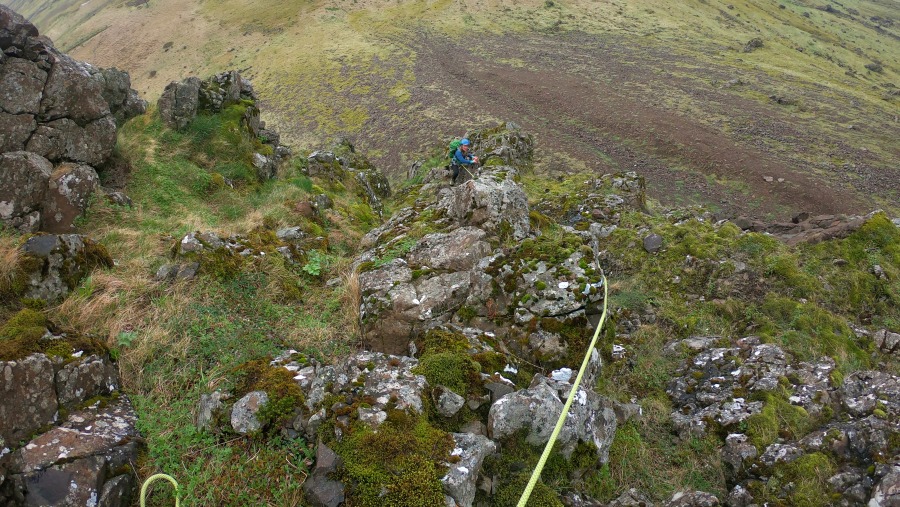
[0,308,107,362]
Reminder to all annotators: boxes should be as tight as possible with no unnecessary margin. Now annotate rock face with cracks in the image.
[0,352,140,507]
[0,5,145,232]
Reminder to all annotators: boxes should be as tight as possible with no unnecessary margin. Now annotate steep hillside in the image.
[5,0,899,218]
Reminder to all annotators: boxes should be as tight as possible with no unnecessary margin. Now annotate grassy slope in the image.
[1,109,897,505]
[26,106,378,504]
[7,0,898,210]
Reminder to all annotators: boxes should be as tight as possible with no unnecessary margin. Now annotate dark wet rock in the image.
[442,433,497,507]
[26,116,117,167]
[642,233,663,253]
[0,343,140,506]
[0,111,36,153]
[90,67,147,126]
[303,444,345,507]
[1,6,141,232]
[19,234,113,302]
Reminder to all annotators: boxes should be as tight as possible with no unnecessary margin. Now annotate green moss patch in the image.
[0,309,107,362]
[233,359,305,432]
[745,391,813,451]
[335,411,453,507]
[749,452,836,507]
[413,352,481,396]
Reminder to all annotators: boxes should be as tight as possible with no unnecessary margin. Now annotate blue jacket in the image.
[453,148,476,165]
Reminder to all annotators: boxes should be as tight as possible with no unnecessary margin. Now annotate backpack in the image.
[447,139,462,160]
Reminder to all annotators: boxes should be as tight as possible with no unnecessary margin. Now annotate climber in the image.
[449,138,480,184]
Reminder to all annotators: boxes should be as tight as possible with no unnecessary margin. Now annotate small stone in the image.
[485,382,515,403]
[154,263,179,281]
[643,233,663,253]
[434,386,465,418]
[763,176,774,182]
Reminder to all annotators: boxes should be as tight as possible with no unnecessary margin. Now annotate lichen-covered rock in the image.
[434,386,466,418]
[55,354,119,408]
[196,390,227,431]
[298,352,427,427]
[354,167,392,216]
[0,151,52,232]
[5,401,139,507]
[439,167,530,240]
[19,233,113,302]
[464,122,534,167]
[198,70,255,111]
[870,470,900,507]
[667,339,837,438]
[0,354,58,446]
[41,163,101,233]
[874,329,900,355]
[666,490,720,506]
[157,76,201,130]
[26,116,117,167]
[90,67,147,126]
[488,374,617,461]
[442,432,497,507]
[231,391,268,434]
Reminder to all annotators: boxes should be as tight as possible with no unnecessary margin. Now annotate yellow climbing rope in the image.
[517,274,609,507]
[140,473,180,507]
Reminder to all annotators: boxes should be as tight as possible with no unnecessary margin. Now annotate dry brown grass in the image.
[0,236,20,295]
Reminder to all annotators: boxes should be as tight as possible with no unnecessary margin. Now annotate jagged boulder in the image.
[18,234,113,302]
[157,76,201,130]
[464,122,534,167]
[488,373,617,462]
[442,433,497,507]
[438,167,530,240]
[89,66,147,126]
[0,5,143,232]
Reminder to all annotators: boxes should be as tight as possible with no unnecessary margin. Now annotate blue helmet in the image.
[460,138,471,146]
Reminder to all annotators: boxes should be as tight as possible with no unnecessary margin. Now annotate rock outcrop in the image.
[0,5,145,233]
[156,70,291,181]
[16,233,113,303]
[0,351,140,506]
